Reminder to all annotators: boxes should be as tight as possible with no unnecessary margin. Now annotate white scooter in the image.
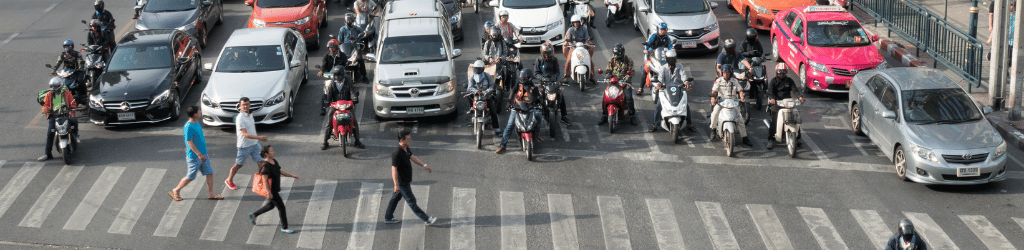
[714,98,743,157]
[657,77,693,144]
[569,42,594,92]
[763,98,802,157]
[571,0,595,27]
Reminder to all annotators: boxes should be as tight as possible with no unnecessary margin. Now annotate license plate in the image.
[956,167,981,177]
[117,112,135,121]
[407,107,424,115]
[679,40,697,48]
[525,36,541,43]
[846,80,853,85]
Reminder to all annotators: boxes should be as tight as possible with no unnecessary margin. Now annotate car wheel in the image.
[309,31,321,51]
[216,2,224,25]
[745,9,752,28]
[726,0,733,9]
[771,37,781,62]
[285,95,295,122]
[633,17,640,31]
[302,55,309,85]
[199,26,208,49]
[798,64,809,93]
[169,90,182,121]
[851,103,865,136]
[894,146,909,181]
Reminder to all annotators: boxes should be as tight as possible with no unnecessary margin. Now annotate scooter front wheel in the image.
[475,121,483,149]
[724,132,734,157]
[787,131,797,158]
[671,123,679,144]
[62,143,73,165]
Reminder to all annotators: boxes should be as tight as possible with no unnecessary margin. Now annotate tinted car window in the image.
[784,12,797,27]
[379,35,447,64]
[806,21,871,47]
[257,0,309,8]
[215,45,285,72]
[879,84,898,111]
[108,45,173,71]
[867,76,885,97]
[502,0,556,9]
[902,88,983,124]
[144,0,198,12]
[792,18,804,39]
[654,0,709,14]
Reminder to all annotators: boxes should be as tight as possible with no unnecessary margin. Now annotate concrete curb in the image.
[986,112,1024,150]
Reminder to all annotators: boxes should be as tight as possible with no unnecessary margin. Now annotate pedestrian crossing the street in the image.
[0,161,1022,249]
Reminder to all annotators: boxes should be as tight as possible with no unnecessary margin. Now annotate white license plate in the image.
[526,36,541,43]
[956,167,981,177]
[679,40,697,48]
[117,112,135,121]
[408,107,424,115]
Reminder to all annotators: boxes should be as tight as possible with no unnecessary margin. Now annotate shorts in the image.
[185,156,214,180]
[235,143,263,165]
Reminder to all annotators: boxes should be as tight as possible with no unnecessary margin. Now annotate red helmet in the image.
[775,63,788,75]
[609,77,618,85]
[327,39,340,50]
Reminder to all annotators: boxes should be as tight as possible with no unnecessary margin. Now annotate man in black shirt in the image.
[765,64,804,149]
[383,130,437,225]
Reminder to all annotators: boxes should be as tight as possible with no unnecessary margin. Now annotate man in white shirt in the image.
[225,97,268,190]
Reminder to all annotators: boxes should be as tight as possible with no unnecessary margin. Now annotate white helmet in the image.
[499,10,509,16]
[665,49,677,58]
[473,60,485,68]
[571,15,581,23]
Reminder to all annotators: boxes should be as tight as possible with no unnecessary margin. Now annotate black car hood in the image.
[97,68,174,101]
[139,9,197,30]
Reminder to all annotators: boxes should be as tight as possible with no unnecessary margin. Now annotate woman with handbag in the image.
[248,145,300,234]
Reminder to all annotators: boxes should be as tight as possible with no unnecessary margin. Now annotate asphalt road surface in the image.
[0,0,1022,249]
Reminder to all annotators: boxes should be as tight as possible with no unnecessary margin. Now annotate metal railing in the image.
[855,0,986,89]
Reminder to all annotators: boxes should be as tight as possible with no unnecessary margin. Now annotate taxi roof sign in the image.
[803,5,846,13]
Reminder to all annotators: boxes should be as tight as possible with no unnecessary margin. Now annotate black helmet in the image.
[330,65,345,81]
[89,19,102,29]
[721,64,733,77]
[612,43,625,58]
[345,13,355,24]
[898,219,915,237]
[519,69,531,80]
[745,28,758,42]
[63,39,74,53]
[94,0,104,11]
[723,39,736,53]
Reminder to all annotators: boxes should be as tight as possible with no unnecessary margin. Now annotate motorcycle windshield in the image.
[515,111,537,132]
[667,87,684,106]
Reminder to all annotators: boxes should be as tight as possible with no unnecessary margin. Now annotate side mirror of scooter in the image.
[709,2,718,9]
[983,106,993,114]
[597,69,603,74]
[81,20,87,24]
[366,53,377,62]
[203,62,213,71]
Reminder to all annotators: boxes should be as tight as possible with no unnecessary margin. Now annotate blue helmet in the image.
[63,39,74,47]
[484,21,494,29]
[658,22,668,30]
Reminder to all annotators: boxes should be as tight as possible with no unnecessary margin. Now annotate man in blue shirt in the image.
[337,13,368,82]
[169,106,223,201]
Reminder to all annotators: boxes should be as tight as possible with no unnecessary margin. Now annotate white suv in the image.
[489,0,567,47]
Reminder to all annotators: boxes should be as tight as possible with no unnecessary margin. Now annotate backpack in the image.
[37,89,51,106]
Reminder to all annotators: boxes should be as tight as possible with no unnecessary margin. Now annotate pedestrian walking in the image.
[383,130,437,225]
[225,97,268,190]
[248,145,299,234]
[169,106,223,201]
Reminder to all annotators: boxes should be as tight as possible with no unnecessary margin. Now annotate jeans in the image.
[384,184,430,222]
[500,109,544,147]
[254,193,288,229]
[44,116,78,157]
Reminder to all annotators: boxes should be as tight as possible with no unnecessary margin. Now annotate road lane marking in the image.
[850,209,890,250]
[598,196,631,250]
[43,3,57,13]
[903,212,960,250]
[297,179,338,249]
[648,199,686,250]
[746,204,793,250]
[695,109,717,149]
[347,182,385,250]
[548,194,580,250]
[1015,217,1024,232]
[501,191,527,250]
[65,166,124,231]
[451,187,476,250]
[797,207,848,250]
[19,165,82,228]
[848,135,883,157]
[398,185,430,250]
[0,162,42,219]
[1008,154,1023,168]
[695,201,740,250]
[199,174,250,241]
[821,115,847,130]
[109,168,166,234]
[800,129,830,161]
[153,171,204,237]
[1,33,18,46]
[958,215,1016,250]
[247,177,296,245]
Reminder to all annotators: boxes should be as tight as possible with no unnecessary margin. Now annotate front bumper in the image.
[518,24,565,48]
[260,21,320,44]
[905,150,1008,185]
[806,65,877,93]
[200,100,291,126]
[89,100,174,125]
[747,11,775,30]
[373,90,457,118]
[672,29,720,53]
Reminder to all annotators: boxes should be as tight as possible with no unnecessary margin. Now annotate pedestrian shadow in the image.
[319,212,600,232]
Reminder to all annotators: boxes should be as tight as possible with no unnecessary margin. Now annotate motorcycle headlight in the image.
[704,22,719,32]
[89,96,104,110]
[909,143,939,162]
[751,3,770,14]
[809,61,829,73]
[994,141,1007,159]
[252,18,265,28]
[375,84,394,97]
[546,93,557,101]
[435,80,454,95]
[876,61,888,70]
[264,91,286,107]
[151,89,172,105]
[177,19,199,31]
[606,86,620,99]
[293,17,310,25]
[201,93,219,108]
[545,19,563,31]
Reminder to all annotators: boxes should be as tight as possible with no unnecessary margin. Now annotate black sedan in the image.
[135,0,223,48]
[88,30,202,125]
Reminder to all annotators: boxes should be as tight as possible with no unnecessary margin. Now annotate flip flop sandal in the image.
[208,195,225,200]
[168,192,182,201]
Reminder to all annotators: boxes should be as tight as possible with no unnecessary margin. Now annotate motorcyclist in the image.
[495,70,545,154]
[319,39,348,115]
[709,64,752,146]
[648,50,696,132]
[765,63,804,149]
[534,42,571,126]
[601,43,638,126]
[740,28,764,69]
[337,13,368,83]
[716,39,740,77]
[468,60,502,135]
[639,22,672,95]
[562,15,595,81]
[353,0,378,19]
[885,219,928,250]
[86,19,114,59]
[495,10,521,43]
[481,21,495,50]
[38,77,80,162]
[92,1,116,32]
[483,26,512,64]
[53,40,85,84]
[321,66,366,150]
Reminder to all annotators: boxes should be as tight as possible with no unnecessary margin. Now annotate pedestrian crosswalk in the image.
[0,161,1023,249]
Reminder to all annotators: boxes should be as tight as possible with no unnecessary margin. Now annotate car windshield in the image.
[806,20,871,47]
[902,88,983,124]
[215,45,286,72]
[107,45,173,71]
[144,0,198,12]
[256,0,309,8]
[502,0,556,9]
[379,35,448,64]
[655,0,709,14]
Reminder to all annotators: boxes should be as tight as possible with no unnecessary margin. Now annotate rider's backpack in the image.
[37,89,51,106]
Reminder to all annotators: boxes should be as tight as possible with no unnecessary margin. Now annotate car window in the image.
[215,45,286,72]
[144,0,198,12]
[108,45,174,71]
[284,33,297,61]
[379,35,447,64]
[901,88,983,124]
[792,18,804,40]
[174,34,191,58]
[256,0,309,8]
[805,20,871,47]
[784,12,797,27]
[879,84,898,111]
[654,0,709,14]
[502,0,556,9]
[866,76,885,97]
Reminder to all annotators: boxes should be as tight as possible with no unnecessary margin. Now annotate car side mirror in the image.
[203,62,213,71]
[871,35,879,42]
[452,49,462,58]
[638,5,650,12]
[880,110,896,119]
[558,0,567,3]
[245,0,254,6]
[710,2,718,9]
[366,53,377,62]
[790,37,802,44]
[290,59,303,68]
[983,106,993,114]
[134,5,142,11]
[488,0,498,6]
[202,1,213,6]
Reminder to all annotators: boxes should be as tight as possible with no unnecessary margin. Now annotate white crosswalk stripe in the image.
[109,168,166,235]
[19,165,82,228]
[798,207,849,250]
[959,215,1016,250]
[548,194,580,250]
[695,201,740,250]
[501,191,527,250]
[647,199,686,250]
[65,166,124,231]
[247,177,296,245]
[199,174,250,241]
[598,196,632,250]
[903,212,960,250]
[850,209,891,250]
[0,162,42,220]
[348,182,385,250]
[451,187,476,250]
[297,179,339,249]
[398,185,430,250]
[747,204,794,250]
[1015,217,1024,232]
[154,173,205,237]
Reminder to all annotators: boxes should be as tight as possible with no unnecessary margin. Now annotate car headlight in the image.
[876,61,888,70]
[435,80,454,95]
[151,89,172,105]
[135,22,148,30]
[293,17,310,25]
[809,61,829,73]
[545,19,563,31]
[450,11,461,24]
[252,18,265,28]
[89,96,104,110]
[201,93,219,108]
[751,3,770,14]
[177,19,199,31]
[909,143,939,162]
[375,84,393,97]
[704,22,719,32]
[994,141,1007,159]
[264,91,286,107]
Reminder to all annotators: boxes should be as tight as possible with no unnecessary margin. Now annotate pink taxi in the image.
[770,5,885,92]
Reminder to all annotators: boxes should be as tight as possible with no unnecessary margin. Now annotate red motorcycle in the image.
[597,71,631,133]
[322,100,356,157]
[512,102,540,161]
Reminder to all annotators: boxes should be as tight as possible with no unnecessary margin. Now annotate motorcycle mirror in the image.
[45,64,53,69]
[597,69,603,74]
[315,65,322,69]
[710,2,718,9]
[366,53,377,62]
[627,70,633,75]
[641,42,649,46]
[80,43,86,47]
[687,77,694,82]
[80,20,87,24]
[202,0,213,6]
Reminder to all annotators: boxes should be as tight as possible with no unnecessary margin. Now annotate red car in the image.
[245,0,327,49]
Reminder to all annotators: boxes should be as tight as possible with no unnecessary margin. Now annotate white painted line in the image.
[598,196,632,250]
[821,115,847,130]
[847,135,873,156]
[1008,154,1023,168]
[695,201,740,250]
[0,162,43,219]
[297,179,339,249]
[800,129,830,161]
[548,194,580,250]
[959,215,1016,250]
[109,168,166,235]
[1015,217,1024,232]
[199,174,250,241]
[451,187,476,250]
[398,185,430,250]
[501,191,527,250]
[66,166,125,231]
[2,33,19,45]
[247,177,296,245]
[20,165,83,228]
[850,209,890,250]
[647,199,686,250]
[746,204,794,250]
[153,172,204,237]
[43,3,58,13]
[903,212,960,250]
[594,125,626,145]
[347,182,385,250]
[797,207,848,250]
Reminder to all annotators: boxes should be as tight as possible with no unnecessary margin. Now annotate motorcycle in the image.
[80,44,109,91]
[464,89,493,149]
[513,102,540,161]
[604,0,631,27]
[51,105,79,165]
[740,53,771,111]
[45,64,88,108]
[316,65,359,113]
[713,97,743,157]
[570,0,595,27]
[596,74,629,133]
[657,77,694,144]
[80,20,116,47]
[353,10,377,54]
[569,42,595,92]
[720,74,751,125]
[537,75,566,138]
[640,45,672,93]
[322,100,357,158]
[763,98,802,157]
